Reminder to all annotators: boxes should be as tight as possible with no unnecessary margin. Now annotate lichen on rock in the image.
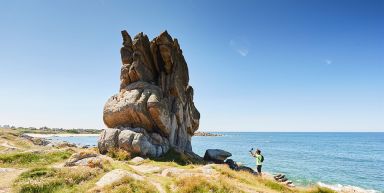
[99,30,200,157]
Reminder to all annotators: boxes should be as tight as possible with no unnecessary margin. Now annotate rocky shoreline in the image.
[20,133,94,149]
[23,133,99,138]
[21,133,288,184]
[19,132,378,193]
[2,129,379,193]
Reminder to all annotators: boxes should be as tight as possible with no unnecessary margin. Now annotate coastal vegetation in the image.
[14,167,102,193]
[0,150,71,168]
[0,125,101,135]
[0,128,336,193]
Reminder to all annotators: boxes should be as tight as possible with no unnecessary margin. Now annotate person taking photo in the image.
[250,148,264,175]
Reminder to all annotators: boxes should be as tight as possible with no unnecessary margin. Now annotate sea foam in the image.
[318,182,378,193]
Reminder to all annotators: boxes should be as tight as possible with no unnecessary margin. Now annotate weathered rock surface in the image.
[130,165,161,174]
[98,129,120,154]
[203,149,232,163]
[99,30,200,157]
[95,169,144,187]
[130,156,145,164]
[225,159,259,175]
[161,167,186,177]
[64,151,98,167]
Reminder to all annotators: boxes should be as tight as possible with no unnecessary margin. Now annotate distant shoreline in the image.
[6,129,381,192]
[194,131,223,136]
[24,132,223,138]
[24,133,99,138]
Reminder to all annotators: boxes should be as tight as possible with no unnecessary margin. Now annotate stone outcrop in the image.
[203,149,232,163]
[225,159,258,175]
[99,30,200,157]
[96,169,144,187]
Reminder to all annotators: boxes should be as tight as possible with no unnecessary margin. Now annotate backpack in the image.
[260,155,264,162]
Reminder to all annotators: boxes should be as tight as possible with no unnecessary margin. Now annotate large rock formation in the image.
[98,30,200,157]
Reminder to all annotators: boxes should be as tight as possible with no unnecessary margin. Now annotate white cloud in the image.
[237,48,249,56]
[230,38,249,57]
[325,59,333,65]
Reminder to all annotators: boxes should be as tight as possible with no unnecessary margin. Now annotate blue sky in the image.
[0,0,383,131]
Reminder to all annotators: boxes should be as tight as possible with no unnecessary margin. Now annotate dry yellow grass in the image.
[99,176,158,193]
[14,167,102,193]
[0,128,337,193]
[175,175,244,193]
[106,147,132,161]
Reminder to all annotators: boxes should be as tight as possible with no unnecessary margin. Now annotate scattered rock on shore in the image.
[225,159,258,175]
[130,156,145,164]
[274,173,295,187]
[21,134,82,148]
[203,149,232,163]
[96,169,144,187]
[20,134,51,146]
[64,151,99,167]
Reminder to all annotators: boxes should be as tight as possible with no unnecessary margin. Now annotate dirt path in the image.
[149,179,166,193]
[0,142,21,150]
[0,168,26,193]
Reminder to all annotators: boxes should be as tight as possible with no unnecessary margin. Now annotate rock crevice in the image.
[99,30,200,157]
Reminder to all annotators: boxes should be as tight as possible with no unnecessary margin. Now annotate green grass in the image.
[19,168,54,179]
[14,167,101,193]
[15,168,62,193]
[0,127,101,135]
[302,186,337,193]
[0,150,72,167]
[261,179,294,192]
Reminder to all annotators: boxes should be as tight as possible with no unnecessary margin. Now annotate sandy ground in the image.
[24,133,99,138]
[1,142,20,150]
[0,168,26,193]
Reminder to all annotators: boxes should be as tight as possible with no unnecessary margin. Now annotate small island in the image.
[194,131,223,137]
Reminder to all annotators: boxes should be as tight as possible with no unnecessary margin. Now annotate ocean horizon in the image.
[48,132,384,193]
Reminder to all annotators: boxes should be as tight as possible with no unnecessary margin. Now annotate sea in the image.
[48,132,384,192]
